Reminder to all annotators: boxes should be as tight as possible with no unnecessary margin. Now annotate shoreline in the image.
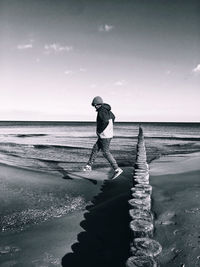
[150,152,200,267]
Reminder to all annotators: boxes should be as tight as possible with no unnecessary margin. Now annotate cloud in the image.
[80,68,87,72]
[99,24,114,32]
[192,64,200,74]
[64,70,73,75]
[17,44,33,50]
[114,80,126,86]
[64,68,87,75]
[90,84,97,88]
[165,70,171,75]
[44,43,73,54]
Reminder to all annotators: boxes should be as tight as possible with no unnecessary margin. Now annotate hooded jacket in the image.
[96,103,115,139]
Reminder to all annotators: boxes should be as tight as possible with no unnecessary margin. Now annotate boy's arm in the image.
[97,109,110,134]
[110,111,115,122]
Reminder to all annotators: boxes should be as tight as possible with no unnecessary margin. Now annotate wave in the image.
[81,135,200,141]
[80,135,138,139]
[34,144,88,150]
[166,143,196,147]
[0,142,34,148]
[146,136,200,141]
[115,136,138,139]
[0,150,20,157]
[0,142,88,150]
[16,134,47,138]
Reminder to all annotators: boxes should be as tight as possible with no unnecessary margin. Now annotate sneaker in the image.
[83,165,92,172]
[112,168,123,180]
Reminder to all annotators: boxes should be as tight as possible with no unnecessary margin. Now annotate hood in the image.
[101,103,111,111]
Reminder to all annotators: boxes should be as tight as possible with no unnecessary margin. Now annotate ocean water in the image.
[0,121,200,172]
[0,121,200,235]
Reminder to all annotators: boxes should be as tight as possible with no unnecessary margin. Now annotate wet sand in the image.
[0,164,133,267]
[150,152,200,267]
[0,164,105,266]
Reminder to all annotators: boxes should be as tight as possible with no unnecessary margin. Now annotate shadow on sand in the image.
[62,168,134,267]
[44,160,98,184]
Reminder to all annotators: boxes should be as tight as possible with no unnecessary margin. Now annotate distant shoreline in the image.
[0,120,199,124]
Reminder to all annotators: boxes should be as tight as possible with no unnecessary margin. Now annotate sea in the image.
[0,121,200,173]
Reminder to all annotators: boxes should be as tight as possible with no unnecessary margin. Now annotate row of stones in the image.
[126,127,162,267]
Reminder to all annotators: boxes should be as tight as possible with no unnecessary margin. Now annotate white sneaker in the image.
[83,165,92,172]
[112,168,123,180]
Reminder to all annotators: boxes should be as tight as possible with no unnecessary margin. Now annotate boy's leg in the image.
[87,139,101,167]
[100,138,119,170]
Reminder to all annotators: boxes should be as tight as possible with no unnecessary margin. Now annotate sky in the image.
[0,0,199,122]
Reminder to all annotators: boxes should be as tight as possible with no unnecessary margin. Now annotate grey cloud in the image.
[44,43,73,54]
[99,24,114,32]
[193,64,200,74]
[17,44,33,50]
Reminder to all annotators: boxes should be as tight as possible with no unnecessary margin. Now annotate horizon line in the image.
[0,120,199,124]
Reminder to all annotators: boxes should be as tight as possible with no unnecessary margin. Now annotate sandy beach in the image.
[1,151,200,266]
[150,152,200,267]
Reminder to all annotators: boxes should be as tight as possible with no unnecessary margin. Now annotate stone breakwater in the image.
[126,127,162,267]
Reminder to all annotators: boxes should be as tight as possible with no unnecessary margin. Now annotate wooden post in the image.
[126,126,162,266]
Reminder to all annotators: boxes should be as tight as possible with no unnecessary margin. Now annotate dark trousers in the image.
[87,138,118,170]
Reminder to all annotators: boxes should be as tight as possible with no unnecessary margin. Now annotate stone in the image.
[129,197,151,207]
[129,209,153,222]
[131,238,162,257]
[133,177,149,183]
[132,192,151,201]
[128,200,151,210]
[137,157,146,161]
[126,255,157,267]
[134,174,149,180]
[131,185,151,191]
[133,176,149,183]
[134,173,148,177]
[130,219,154,238]
[134,171,146,175]
[131,188,150,195]
[135,184,152,194]
[136,153,146,157]
[134,170,148,174]
[135,167,149,172]
[135,163,149,169]
[136,154,146,157]
[134,179,149,184]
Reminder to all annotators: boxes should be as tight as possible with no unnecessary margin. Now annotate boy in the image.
[83,96,123,179]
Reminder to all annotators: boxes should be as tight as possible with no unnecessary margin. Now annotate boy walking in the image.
[83,96,123,179]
